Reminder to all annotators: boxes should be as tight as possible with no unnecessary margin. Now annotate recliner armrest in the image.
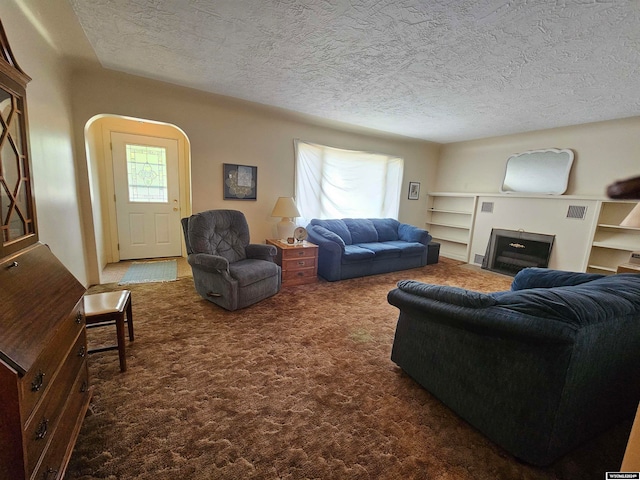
[246,244,276,261]
[188,253,229,273]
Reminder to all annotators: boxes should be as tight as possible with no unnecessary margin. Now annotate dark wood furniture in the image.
[0,18,92,480]
[85,290,134,372]
[0,244,91,480]
[266,239,318,286]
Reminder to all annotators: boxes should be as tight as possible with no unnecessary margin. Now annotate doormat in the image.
[119,260,178,285]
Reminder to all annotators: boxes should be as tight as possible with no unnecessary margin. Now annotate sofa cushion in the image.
[310,219,352,244]
[385,240,426,256]
[397,280,498,308]
[511,267,605,291]
[370,218,400,241]
[342,245,376,263]
[354,242,401,258]
[343,218,379,244]
[311,225,346,249]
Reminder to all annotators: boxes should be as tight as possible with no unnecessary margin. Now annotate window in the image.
[294,140,404,225]
[125,144,168,203]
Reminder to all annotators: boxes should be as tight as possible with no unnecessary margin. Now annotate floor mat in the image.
[119,260,178,285]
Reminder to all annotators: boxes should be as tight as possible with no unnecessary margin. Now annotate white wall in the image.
[1,2,88,285]
[437,117,640,196]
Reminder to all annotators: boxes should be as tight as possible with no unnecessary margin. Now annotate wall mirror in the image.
[500,148,574,195]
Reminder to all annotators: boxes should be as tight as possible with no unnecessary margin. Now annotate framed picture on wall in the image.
[223,163,257,200]
[408,181,420,200]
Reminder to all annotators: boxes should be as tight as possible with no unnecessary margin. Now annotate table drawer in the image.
[283,256,316,270]
[19,301,84,421]
[282,247,317,260]
[25,330,87,476]
[283,267,317,284]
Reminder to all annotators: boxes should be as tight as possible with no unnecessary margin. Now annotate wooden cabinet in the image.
[267,239,318,286]
[426,193,477,262]
[0,244,92,480]
[587,200,640,274]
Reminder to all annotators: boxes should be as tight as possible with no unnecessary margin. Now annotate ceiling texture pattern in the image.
[68,0,640,143]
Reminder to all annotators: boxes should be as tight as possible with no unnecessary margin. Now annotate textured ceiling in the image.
[67,0,640,143]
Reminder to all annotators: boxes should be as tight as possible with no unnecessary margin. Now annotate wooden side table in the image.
[617,263,640,273]
[266,239,318,286]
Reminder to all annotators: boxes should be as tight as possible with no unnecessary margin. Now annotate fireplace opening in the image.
[482,228,555,276]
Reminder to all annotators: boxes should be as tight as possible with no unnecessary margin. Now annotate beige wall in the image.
[437,117,640,196]
[71,67,440,281]
[1,2,88,285]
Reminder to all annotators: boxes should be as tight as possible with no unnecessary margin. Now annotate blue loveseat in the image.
[306,218,432,281]
[388,268,640,466]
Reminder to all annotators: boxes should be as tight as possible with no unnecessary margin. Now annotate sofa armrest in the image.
[246,243,276,261]
[510,268,605,291]
[388,282,576,343]
[398,223,432,245]
[188,253,230,273]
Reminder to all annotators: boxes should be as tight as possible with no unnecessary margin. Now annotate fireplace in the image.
[482,228,555,276]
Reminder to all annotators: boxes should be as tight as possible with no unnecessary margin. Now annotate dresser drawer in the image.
[19,301,84,421]
[282,247,317,260]
[25,330,87,476]
[31,364,90,480]
[282,256,316,271]
[282,267,317,284]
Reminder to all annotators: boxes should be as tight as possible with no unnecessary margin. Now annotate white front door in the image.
[112,133,181,260]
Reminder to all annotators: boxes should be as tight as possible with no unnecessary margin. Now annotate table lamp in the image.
[271,197,300,239]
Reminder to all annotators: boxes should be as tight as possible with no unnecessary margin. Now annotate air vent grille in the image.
[567,205,587,219]
[481,202,494,213]
[474,254,484,265]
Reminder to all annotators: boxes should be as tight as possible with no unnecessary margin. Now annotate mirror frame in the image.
[500,148,574,195]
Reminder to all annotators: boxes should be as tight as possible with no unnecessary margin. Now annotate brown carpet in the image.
[66,258,631,480]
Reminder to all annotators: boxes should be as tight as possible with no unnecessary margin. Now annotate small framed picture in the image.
[408,181,420,200]
[223,163,257,200]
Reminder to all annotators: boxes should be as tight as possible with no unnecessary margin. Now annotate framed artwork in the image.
[408,181,420,200]
[223,163,257,200]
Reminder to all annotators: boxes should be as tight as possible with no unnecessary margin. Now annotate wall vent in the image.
[474,254,484,265]
[567,205,587,219]
[481,201,494,213]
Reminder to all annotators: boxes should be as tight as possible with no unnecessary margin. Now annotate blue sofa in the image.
[306,218,432,281]
[388,268,640,466]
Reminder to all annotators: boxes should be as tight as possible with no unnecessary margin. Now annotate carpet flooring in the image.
[67,259,631,480]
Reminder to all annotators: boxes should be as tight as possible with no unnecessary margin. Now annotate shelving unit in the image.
[426,193,477,262]
[586,201,640,274]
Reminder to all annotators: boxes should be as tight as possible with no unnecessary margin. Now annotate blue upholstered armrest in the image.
[510,268,605,291]
[398,224,431,245]
[246,243,276,261]
[188,253,229,273]
[396,280,497,308]
[307,225,346,251]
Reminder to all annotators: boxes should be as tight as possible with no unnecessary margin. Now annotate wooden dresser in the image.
[266,239,318,286]
[0,244,91,480]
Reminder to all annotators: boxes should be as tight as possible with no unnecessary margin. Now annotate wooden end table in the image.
[266,239,318,286]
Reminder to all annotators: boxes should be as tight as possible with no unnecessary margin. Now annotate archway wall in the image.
[83,114,192,283]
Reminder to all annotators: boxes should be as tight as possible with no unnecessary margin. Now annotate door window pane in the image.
[126,144,168,203]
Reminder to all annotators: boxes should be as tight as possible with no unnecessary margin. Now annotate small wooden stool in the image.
[84,290,134,372]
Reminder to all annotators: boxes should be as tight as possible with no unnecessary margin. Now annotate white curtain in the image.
[294,140,404,226]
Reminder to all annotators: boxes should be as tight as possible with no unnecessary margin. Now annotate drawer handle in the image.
[297,272,305,277]
[44,467,58,480]
[297,261,305,265]
[6,261,18,269]
[35,418,48,440]
[81,380,88,393]
[78,345,86,357]
[75,311,83,324]
[31,370,45,392]
[297,251,305,256]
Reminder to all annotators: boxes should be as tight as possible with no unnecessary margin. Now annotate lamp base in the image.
[277,218,296,240]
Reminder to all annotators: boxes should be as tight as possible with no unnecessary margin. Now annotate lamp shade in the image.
[271,197,300,218]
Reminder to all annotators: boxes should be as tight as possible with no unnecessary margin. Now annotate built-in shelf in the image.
[426,194,477,263]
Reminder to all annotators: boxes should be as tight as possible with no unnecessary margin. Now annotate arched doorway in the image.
[83,114,192,284]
